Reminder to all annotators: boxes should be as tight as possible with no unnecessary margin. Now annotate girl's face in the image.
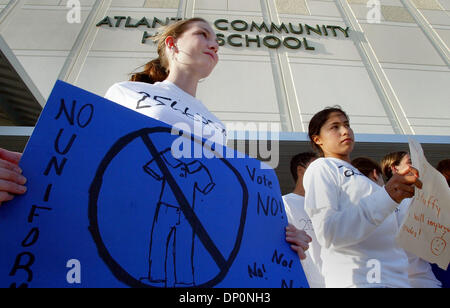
[393,154,412,174]
[313,112,354,162]
[169,21,219,79]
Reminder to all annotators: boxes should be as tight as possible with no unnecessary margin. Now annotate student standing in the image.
[104,17,226,146]
[283,152,325,288]
[304,107,422,288]
[0,18,226,205]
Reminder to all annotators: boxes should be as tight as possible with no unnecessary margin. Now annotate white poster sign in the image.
[396,139,450,270]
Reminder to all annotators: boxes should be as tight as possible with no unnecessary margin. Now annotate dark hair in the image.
[380,151,408,181]
[289,152,318,183]
[308,106,349,157]
[437,159,450,173]
[130,17,209,83]
[351,157,382,178]
[437,159,450,187]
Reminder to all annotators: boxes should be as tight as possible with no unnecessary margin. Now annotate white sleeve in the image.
[304,161,399,250]
[104,83,127,104]
[282,196,295,226]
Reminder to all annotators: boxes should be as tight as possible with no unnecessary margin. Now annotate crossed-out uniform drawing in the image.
[89,129,251,288]
[140,148,215,287]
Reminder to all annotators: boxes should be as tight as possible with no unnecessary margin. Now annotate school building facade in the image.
[0,0,448,193]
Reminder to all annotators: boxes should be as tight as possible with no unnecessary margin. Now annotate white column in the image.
[0,0,27,34]
[183,0,195,18]
[401,0,449,66]
[334,0,414,135]
[58,0,112,84]
[261,0,296,132]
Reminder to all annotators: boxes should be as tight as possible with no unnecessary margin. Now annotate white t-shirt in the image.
[396,199,442,288]
[304,157,410,288]
[283,193,325,288]
[104,80,227,146]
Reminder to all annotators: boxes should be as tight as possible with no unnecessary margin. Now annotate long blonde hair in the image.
[130,17,209,84]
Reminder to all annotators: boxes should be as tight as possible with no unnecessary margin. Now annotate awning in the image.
[0,35,44,126]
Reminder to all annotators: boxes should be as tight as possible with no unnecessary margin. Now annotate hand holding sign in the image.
[0,148,27,206]
[396,139,450,270]
[285,224,312,261]
[385,165,423,204]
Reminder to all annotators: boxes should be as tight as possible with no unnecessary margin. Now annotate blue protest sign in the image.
[432,264,449,288]
[0,81,309,288]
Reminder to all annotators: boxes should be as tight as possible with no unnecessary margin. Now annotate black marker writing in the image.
[272,250,293,269]
[246,165,273,189]
[248,262,267,279]
[257,192,283,217]
[9,98,94,288]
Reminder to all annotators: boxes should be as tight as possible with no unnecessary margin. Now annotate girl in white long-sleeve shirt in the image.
[304,107,423,288]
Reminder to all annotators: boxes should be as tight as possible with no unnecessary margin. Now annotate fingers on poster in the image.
[89,128,249,288]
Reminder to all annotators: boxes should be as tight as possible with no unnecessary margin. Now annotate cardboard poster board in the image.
[0,81,309,288]
[396,139,450,270]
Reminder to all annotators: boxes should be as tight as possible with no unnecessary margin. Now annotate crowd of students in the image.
[284,144,449,288]
[0,18,448,288]
[281,107,449,288]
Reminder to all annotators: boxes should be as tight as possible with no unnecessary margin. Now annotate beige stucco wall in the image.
[0,0,449,136]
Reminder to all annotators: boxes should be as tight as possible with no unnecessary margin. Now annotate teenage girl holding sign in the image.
[0,18,225,206]
[0,18,319,266]
[304,107,423,288]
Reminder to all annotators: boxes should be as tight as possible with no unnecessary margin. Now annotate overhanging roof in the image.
[1,129,448,194]
[0,35,44,126]
[230,132,450,194]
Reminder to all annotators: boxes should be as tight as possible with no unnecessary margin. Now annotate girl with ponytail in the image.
[104,18,226,287]
[104,17,226,144]
[0,18,226,206]
[303,106,424,288]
